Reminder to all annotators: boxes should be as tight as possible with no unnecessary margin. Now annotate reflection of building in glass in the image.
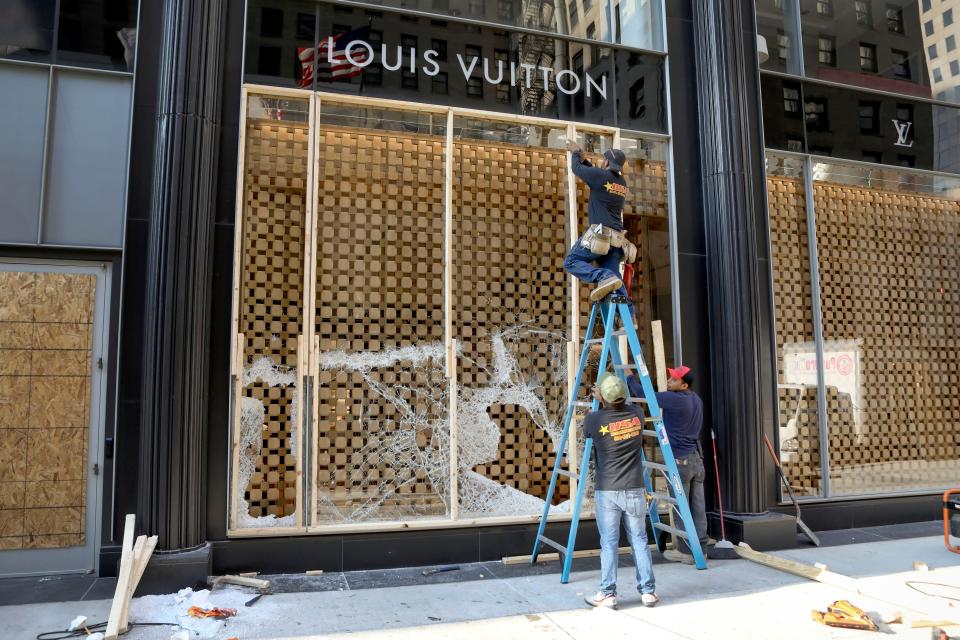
[919,0,960,174]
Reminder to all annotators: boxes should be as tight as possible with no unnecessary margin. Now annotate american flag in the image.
[298,26,371,87]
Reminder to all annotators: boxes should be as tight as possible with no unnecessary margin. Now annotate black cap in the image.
[604,148,626,172]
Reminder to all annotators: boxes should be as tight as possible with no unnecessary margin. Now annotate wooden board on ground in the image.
[503,544,658,565]
[215,574,271,590]
[105,515,158,640]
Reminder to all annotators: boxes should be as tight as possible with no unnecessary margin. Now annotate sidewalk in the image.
[3,524,958,640]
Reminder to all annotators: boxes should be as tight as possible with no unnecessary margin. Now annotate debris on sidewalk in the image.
[812,600,879,631]
[68,615,88,631]
[128,586,250,639]
[188,605,238,619]
[422,566,460,576]
[214,574,271,590]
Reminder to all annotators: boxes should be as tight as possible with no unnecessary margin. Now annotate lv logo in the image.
[893,119,914,148]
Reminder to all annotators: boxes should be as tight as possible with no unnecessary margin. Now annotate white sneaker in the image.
[585,591,618,609]
[641,593,660,608]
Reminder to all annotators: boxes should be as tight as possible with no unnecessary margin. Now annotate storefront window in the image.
[765,153,824,497]
[756,0,803,75]
[811,160,960,494]
[0,0,55,63]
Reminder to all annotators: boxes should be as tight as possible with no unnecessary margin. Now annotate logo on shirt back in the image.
[604,182,627,198]
[599,416,642,442]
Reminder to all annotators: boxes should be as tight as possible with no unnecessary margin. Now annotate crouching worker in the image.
[583,373,658,610]
[563,142,637,303]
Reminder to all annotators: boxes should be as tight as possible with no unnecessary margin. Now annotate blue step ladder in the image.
[530,296,708,582]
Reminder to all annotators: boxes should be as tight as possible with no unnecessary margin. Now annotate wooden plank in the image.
[448,339,460,521]
[735,542,859,591]
[503,544,657,565]
[105,514,135,640]
[230,335,244,531]
[652,320,667,392]
[120,534,157,632]
[215,574,271,590]
[311,335,320,527]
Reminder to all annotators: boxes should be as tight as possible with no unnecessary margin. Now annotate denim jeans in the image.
[672,452,709,554]
[595,488,656,596]
[563,239,627,297]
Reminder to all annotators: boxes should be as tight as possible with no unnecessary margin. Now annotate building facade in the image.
[0,0,956,582]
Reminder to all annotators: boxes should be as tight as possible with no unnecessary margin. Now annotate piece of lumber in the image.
[651,320,667,392]
[105,514,136,640]
[117,535,146,632]
[239,572,259,577]
[503,544,658,565]
[735,543,859,591]
[305,570,324,576]
[216,574,271,590]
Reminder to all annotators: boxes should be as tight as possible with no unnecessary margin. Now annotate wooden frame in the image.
[228,86,670,538]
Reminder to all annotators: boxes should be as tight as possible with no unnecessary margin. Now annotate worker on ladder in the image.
[582,373,659,610]
[563,141,638,303]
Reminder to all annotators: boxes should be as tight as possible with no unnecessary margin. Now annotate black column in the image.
[138,0,227,551]
[691,0,777,516]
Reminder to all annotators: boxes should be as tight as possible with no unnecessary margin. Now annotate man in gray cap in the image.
[563,143,636,302]
[582,372,658,610]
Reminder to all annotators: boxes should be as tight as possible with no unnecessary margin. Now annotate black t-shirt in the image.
[571,151,628,231]
[582,405,646,491]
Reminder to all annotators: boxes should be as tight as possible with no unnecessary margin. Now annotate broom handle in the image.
[710,429,727,541]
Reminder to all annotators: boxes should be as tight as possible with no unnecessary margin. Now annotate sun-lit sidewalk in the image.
[4,533,958,640]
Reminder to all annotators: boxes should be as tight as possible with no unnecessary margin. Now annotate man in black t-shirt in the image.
[582,373,658,610]
[562,142,636,304]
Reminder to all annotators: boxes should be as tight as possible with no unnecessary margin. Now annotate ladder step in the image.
[537,535,568,555]
[573,401,594,408]
[584,338,604,345]
[652,522,689,539]
[614,364,638,370]
[648,491,678,505]
[642,429,658,438]
[555,469,578,479]
[626,397,648,404]
[643,461,670,473]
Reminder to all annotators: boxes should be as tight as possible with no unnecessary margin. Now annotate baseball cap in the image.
[604,148,626,172]
[596,372,628,404]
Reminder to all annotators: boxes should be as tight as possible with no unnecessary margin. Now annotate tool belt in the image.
[579,224,638,263]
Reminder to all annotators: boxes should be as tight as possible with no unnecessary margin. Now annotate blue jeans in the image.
[563,239,628,299]
[595,488,656,596]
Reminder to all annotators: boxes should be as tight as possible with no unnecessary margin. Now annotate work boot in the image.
[584,591,617,610]
[590,276,623,302]
[641,593,660,608]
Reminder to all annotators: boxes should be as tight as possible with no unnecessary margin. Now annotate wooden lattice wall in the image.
[314,125,447,521]
[0,271,95,549]
[768,175,960,494]
[237,116,307,519]
[453,137,571,503]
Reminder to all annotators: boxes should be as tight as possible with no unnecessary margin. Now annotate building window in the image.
[778,31,791,64]
[897,154,915,167]
[925,20,935,36]
[945,9,954,26]
[257,46,281,75]
[949,35,958,52]
[855,1,872,26]
[774,0,785,11]
[818,35,837,66]
[817,0,833,16]
[934,66,944,82]
[787,137,804,152]
[859,101,880,133]
[952,60,960,76]
[922,0,931,11]
[929,43,939,59]
[495,49,511,103]
[466,45,483,97]
[891,49,911,79]
[261,8,284,38]
[583,0,592,12]
[862,150,883,163]
[886,5,904,32]
[296,13,315,40]
[569,2,579,27]
[431,38,447,61]
[859,43,878,71]
[783,84,801,118]
[896,104,914,123]
[401,34,418,89]
[468,0,483,15]
[805,97,829,131]
[432,71,448,94]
